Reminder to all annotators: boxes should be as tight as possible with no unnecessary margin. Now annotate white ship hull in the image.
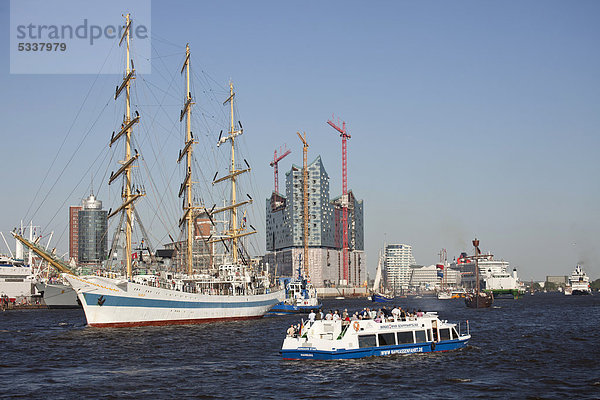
[35,282,80,309]
[65,274,284,327]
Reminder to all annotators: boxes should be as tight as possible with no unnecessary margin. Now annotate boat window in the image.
[439,328,451,341]
[397,331,414,344]
[452,327,459,339]
[358,334,377,348]
[414,330,427,343]
[378,333,396,346]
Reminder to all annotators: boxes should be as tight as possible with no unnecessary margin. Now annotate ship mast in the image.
[108,13,144,279]
[177,44,196,275]
[473,238,480,307]
[212,82,255,263]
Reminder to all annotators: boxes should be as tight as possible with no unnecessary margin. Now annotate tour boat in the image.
[280,312,470,360]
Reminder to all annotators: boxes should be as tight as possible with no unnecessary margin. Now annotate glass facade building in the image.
[265,156,365,286]
[78,194,108,266]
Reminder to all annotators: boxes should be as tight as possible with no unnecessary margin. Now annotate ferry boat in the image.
[567,265,591,296]
[269,265,321,314]
[280,311,470,360]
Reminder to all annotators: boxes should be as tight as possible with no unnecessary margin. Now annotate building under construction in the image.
[264,156,365,287]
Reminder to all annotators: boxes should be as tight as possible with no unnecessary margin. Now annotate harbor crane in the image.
[327,115,351,284]
[269,145,291,193]
[296,132,309,279]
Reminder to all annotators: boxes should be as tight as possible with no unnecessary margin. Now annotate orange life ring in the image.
[353,321,360,332]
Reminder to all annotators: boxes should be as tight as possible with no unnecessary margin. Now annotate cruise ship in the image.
[567,265,591,296]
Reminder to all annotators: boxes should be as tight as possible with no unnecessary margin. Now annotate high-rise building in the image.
[384,244,416,292]
[69,205,82,263]
[265,156,365,287]
[78,194,108,268]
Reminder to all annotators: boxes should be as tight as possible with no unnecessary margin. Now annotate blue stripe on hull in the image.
[281,338,469,360]
[82,292,279,309]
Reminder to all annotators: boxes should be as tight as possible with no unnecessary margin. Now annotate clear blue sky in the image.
[1,0,599,281]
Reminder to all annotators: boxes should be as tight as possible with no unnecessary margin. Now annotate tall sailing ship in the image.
[15,14,283,327]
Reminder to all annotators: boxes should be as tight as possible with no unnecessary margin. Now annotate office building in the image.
[265,156,365,287]
[78,194,108,268]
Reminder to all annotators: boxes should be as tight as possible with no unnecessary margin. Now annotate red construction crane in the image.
[269,144,291,193]
[327,115,351,284]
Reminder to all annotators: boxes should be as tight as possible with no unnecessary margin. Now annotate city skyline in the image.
[0,1,598,281]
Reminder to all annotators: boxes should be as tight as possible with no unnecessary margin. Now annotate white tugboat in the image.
[269,263,321,314]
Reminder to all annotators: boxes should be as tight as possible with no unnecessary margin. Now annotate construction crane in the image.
[327,115,351,284]
[269,145,291,193]
[296,131,309,279]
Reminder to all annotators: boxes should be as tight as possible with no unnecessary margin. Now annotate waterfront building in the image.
[68,206,82,264]
[407,264,462,290]
[384,244,415,293]
[77,194,107,269]
[265,156,365,287]
[546,275,568,286]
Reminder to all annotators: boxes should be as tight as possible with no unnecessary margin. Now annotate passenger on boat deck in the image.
[333,310,341,321]
[343,314,351,325]
[316,310,323,320]
[342,309,349,320]
[391,306,400,320]
[308,310,316,322]
[400,308,406,321]
[351,312,359,321]
[287,324,295,337]
[417,309,424,317]
[325,310,333,320]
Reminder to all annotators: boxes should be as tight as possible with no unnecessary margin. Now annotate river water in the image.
[1,293,599,399]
